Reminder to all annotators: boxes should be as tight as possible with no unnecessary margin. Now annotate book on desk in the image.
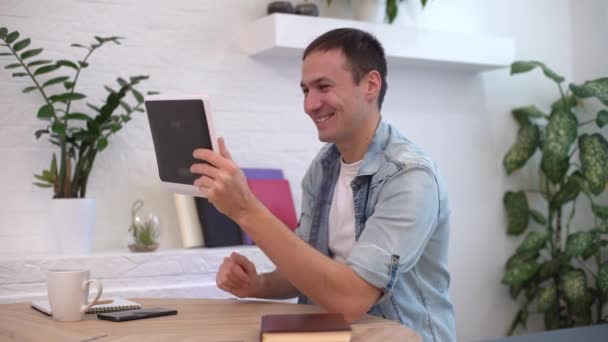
[260,313,352,342]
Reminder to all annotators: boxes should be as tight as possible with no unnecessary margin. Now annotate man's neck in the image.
[336,113,381,164]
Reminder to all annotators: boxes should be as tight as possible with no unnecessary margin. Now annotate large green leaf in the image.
[13,38,30,52]
[510,61,565,83]
[538,257,564,281]
[0,27,7,39]
[502,261,539,286]
[20,48,42,60]
[592,203,608,221]
[512,106,547,125]
[551,95,577,113]
[26,59,52,68]
[541,110,578,183]
[42,76,70,88]
[96,137,108,151]
[36,104,54,119]
[51,121,66,135]
[132,88,144,103]
[56,59,78,70]
[4,63,22,69]
[504,124,539,174]
[561,269,587,302]
[506,251,538,269]
[504,191,529,235]
[537,285,557,312]
[21,86,37,94]
[550,175,581,208]
[565,231,594,257]
[579,133,608,195]
[529,209,547,225]
[570,170,591,194]
[34,64,60,75]
[517,231,548,254]
[64,113,93,121]
[569,78,608,106]
[598,263,608,299]
[5,31,19,44]
[386,0,398,23]
[567,290,594,326]
[49,92,86,103]
[597,110,608,128]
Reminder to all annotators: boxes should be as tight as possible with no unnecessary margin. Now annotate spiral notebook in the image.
[31,297,141,315]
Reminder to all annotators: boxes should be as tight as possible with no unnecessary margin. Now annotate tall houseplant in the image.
[0,27,157,198]
[502,60,608,334]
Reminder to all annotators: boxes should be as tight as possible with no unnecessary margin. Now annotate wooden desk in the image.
[0,298,420,341]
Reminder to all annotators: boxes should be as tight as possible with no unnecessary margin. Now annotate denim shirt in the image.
[295,120,456,342]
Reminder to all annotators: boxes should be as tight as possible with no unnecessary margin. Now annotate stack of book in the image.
[174,168,298,248]
[260,313,352,342]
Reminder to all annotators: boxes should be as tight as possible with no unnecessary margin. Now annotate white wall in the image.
[0,0,606,341]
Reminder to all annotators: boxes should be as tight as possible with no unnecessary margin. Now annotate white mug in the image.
[46,269,103,321]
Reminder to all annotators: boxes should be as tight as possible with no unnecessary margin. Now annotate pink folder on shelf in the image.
[247,179,298,231]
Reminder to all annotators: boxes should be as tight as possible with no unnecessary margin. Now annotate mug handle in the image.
[81,279,104,313]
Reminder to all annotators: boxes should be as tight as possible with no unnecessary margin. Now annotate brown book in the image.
[261,313,352,342]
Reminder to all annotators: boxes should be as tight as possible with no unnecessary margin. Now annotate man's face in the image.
[300,49,368,144]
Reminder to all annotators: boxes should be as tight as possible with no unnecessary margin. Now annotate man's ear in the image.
[364,70,382,105]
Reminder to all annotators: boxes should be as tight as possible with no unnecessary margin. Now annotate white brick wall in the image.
[0,0,323,253]
[1,1,604,341]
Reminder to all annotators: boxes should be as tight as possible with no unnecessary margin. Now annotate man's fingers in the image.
[218,137,232,160]
[194,175,214,188]
[226,270,248,286]
[230,263,251,283]
[190,162,221,179]
[217,270,240,290]
[231,252,256,275]
[193,148,231,170]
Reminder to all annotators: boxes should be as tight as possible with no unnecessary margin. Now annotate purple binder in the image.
[242,168,284,180]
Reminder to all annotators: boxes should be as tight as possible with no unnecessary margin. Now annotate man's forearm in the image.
[237,201,380,320]
[253,270,300,299]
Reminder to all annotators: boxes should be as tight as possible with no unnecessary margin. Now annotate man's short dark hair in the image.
[303,28,388,110]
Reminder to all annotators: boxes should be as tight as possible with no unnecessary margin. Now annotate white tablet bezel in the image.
[144,94,218,198]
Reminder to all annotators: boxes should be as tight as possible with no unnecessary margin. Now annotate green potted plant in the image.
[327,0,429,24]
[502,60,608,334]
[0,26,157,253]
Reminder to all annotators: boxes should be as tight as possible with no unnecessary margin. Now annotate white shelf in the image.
[241,14,515,72]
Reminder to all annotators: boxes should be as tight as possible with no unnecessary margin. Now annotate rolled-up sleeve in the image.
[346,166,439,301]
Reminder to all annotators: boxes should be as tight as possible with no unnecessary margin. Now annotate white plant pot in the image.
[351,0,386,23]
[49,198,96,254]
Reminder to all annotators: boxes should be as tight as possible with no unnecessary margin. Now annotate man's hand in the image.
[216,252,262,298]
[191,137,258,223]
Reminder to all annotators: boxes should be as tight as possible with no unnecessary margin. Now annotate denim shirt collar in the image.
[318,119,390,177]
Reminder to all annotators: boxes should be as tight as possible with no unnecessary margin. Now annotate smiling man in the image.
[190,28,455,342]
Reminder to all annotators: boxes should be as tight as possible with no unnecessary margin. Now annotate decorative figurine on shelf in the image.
[267,1,294,14]
[128,199,160,252]
[295,2,319,16]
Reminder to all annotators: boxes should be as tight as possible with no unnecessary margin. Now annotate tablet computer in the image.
[144,95,218,197]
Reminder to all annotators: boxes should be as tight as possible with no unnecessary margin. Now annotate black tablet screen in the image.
[145,99,213,185]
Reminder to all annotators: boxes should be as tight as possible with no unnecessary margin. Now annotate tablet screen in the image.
[145,99,213,186]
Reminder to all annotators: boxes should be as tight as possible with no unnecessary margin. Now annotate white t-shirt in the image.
[328,158,362,263]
